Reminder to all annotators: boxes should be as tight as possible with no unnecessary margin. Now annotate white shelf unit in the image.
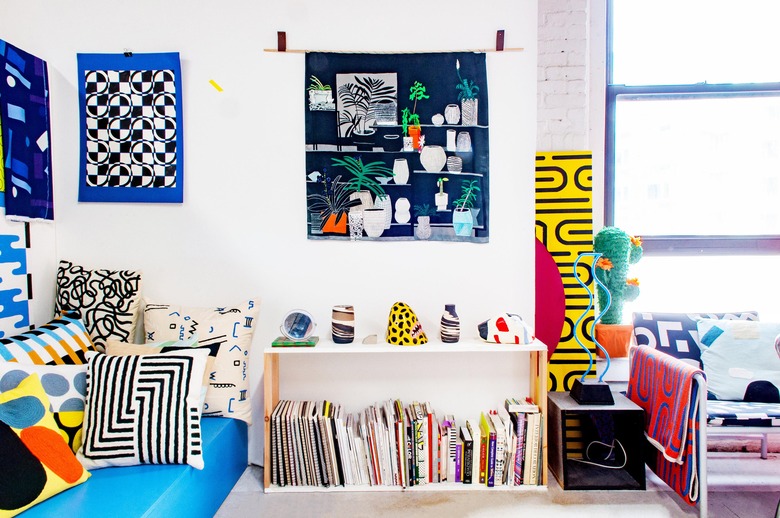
[263,337,549,493]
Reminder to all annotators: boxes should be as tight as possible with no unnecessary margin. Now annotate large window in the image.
[606,0,780,254]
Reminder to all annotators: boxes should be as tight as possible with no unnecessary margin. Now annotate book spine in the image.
[479,434,487,484]
[455,440,462,483]
[486,431,496,487]
[489,414,506,486]
[513,412,527,485]
[446,416,457,483]
[530,413,542,485]
[462,437,473,484]
[523,412,538,485]
[426,410,434,483]
[404,408,415,487]
[413,408,427,485]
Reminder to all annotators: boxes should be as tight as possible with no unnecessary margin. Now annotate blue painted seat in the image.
[22,417,247,518]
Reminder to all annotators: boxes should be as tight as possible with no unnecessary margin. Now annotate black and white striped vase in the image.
[332,305,355,344]
[440,304,460,343]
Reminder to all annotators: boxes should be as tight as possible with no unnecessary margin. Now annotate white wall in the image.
[0,0,538,465]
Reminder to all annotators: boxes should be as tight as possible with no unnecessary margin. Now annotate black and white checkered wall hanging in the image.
[77,53,184,203]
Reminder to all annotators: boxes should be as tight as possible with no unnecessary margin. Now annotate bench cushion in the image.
[707,401,780,427]
[21,417,247,517]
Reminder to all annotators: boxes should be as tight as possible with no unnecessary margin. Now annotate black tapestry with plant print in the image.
[305,52,489,243]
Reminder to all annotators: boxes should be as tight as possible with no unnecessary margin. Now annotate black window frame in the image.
[604,0,780,255]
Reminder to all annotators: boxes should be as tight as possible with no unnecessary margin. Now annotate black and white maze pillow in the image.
[77,349,208,470]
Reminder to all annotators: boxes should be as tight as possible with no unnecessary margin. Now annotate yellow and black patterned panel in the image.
[535,151,595,392]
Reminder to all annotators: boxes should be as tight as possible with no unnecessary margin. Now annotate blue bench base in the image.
[22,417,248,517]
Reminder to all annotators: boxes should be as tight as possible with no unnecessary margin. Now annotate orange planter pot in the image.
[408,126,421,150]
[595,323,634,359]
[321,213,347,234]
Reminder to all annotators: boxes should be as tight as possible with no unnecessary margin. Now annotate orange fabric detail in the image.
[26,351,45,365]
[20,425,85,484]
[73,334,94,352]
[58,340,81,364]
[41,345,65,365]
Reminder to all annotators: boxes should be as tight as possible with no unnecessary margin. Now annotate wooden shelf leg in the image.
[263,353,280,489]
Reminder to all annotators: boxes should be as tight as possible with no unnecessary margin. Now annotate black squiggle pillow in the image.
[55,260,142,351]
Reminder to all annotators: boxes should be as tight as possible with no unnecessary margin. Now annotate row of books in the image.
[269,397,544,488]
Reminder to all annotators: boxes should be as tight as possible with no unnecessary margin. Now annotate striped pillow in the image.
[0,314,97,365]
[77,350,208,470]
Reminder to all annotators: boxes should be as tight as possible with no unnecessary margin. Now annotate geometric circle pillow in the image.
[697,318,780,402]
[77,349,209,470]
[0,363,87,453]
[0,373,90,515]
[632,311,759,368]
[143,299,260,424]
[55,260,143,351]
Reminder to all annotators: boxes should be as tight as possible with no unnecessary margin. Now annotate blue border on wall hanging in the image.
[77,52,184,203]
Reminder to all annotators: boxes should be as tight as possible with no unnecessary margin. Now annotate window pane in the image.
[612,0,780,85]
[613,94,780,236]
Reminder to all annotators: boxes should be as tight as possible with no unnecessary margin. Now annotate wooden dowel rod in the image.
[262,47,524,54]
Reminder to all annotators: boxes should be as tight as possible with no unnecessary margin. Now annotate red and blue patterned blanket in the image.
[628,345,705,505]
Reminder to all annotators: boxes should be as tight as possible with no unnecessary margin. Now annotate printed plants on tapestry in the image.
[77,52,184,203]
[305,53,489,242]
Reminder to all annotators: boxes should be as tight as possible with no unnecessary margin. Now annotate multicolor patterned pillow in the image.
[77,349,208,470]
[632,311,759,367]
[55,260,143,351]
[697,319,780,402]
[0,373,90,515]
[143,299,260,424]
[0,314,97,365]
[0,363,87,452]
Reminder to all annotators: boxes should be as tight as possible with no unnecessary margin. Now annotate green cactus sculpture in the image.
[593,226,643,324]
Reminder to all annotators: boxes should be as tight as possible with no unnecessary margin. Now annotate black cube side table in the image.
[548,391,646,490]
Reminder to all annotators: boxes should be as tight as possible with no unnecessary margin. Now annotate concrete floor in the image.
[217,446,780,518]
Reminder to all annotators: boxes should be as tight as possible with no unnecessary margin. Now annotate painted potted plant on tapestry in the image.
[331,156,394,238]
[308,75,335,111]
[307,175,361,235]
[337,73,398,148]
[452,179,481,236]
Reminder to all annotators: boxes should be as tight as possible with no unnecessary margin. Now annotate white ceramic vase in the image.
[446,129,457,151]
[420,145,447,173]
[374,194,392,229]
[435,192,448,211]
[363,209,385,238]
[349,190,373,212]
[447,156,463,173]
[348,211,364,240]
[444,104,461,125]
[461,98,478,126]
[456,131,472,152]
[393,158,410,185]
[416,216,432,240]
[394,197,411,224]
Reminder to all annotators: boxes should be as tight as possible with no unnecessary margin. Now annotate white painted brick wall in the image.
[537,0,589,151]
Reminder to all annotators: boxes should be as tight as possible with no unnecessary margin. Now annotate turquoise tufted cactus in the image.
[593,226,643,325]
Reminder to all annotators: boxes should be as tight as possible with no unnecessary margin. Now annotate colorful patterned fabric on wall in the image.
[535,151,594,392]
[0,221,31,337]
[0,39,55,221]
[77,52,184,203]
[304,52,489,243]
